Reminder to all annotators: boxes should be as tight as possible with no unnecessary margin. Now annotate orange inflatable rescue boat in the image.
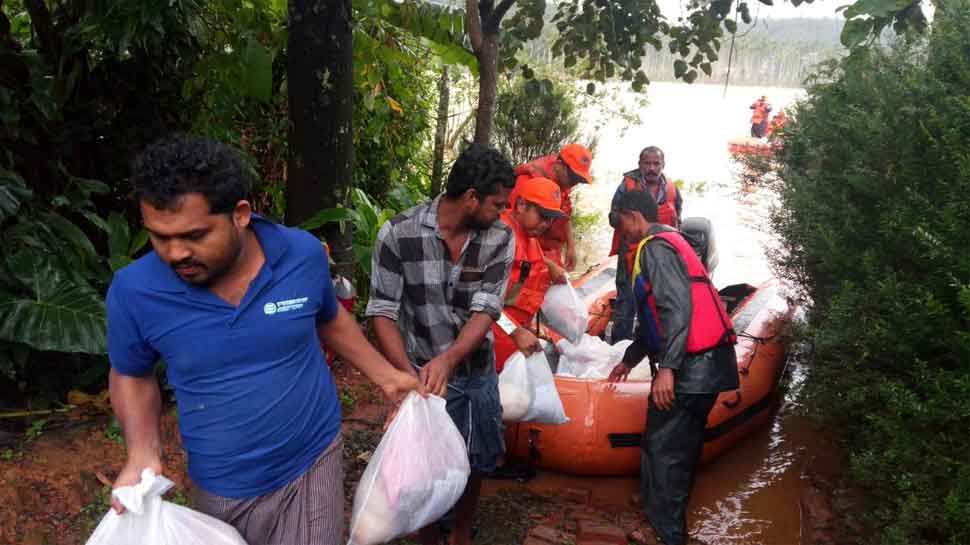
[506,263,796,477]
[727,136,778,159]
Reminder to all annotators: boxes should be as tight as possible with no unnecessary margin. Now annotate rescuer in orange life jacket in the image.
[766,109,788,137]
[510,144,593,271]
[608,146,682,343]
[607,189,739,545]
[492,177,569,372]
[749,95,772,138]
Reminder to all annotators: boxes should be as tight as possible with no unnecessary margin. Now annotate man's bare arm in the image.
[108,368,163,513]
[318,305,422,400]
[371,316,417,376]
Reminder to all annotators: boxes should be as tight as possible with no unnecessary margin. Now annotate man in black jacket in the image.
[608,190,739,545]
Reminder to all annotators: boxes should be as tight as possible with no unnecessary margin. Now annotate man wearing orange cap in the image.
[511,144,593,271]
[493,177,569,371]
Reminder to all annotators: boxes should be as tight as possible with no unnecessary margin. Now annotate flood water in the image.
[486,82,841,545]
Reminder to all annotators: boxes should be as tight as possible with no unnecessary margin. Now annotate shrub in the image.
[492,78,584,166]
[752,7,970,544]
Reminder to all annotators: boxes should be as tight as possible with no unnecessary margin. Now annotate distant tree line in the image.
[639,17,846,87]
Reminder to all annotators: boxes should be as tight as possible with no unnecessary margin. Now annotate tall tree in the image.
[430,66,450,196]
[466,0,512,144]
[287,0,355,271]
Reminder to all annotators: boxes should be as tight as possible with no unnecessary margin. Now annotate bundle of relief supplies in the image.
[85,469,247,545]
[498,350,568,424]
[348,392,470,545]
[556,334,653,381]
[540,280,588,343]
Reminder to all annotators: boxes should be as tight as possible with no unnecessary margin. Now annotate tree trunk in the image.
[473,34,500,145]
[430,66,450,196]
[286,0,355,275]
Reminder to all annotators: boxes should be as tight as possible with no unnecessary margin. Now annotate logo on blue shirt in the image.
[264,297,308,315]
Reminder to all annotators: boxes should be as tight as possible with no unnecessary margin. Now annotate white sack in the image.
[348,392,470,545]
[499,351,568,425]
[540,281,589,343]
[85,469,247,545]
[556,334,653,381]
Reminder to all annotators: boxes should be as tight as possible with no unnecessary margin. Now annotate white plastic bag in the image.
[540,281,589,343]
[85,469,247,545]
[348,392,470,545]
[499,351,568,424]
[556,334,652,380]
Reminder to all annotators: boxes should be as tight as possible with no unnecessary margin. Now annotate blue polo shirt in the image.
[106,216,341,498]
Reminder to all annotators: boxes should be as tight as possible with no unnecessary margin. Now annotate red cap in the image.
[515,177,566,218]
[558,144,593,183]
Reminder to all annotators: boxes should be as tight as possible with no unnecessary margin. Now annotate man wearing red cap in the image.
[492,177,568,371]
[511,144,593,270]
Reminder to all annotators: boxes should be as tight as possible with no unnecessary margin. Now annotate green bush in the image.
[754,7,970,545]
[492,78,584,166]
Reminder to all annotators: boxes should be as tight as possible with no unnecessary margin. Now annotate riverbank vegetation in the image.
[746,5,970,544]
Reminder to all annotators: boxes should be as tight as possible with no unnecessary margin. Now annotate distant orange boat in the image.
[727,136,778,158]
[506,257,796,476]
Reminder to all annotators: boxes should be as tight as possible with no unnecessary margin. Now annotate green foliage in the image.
[492,77,582,166]
[0,0,219,386]
[749,9,970,544]
[339,389,358,412]
[352,18,436,202]
[24,419,45,442]
[105,419,124,446]
[303,186,420,298]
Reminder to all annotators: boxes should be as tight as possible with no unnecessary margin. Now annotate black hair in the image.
[614,189,659,222]
[130,133,253,214]
[445,143,515,199]
[639,146,665,162]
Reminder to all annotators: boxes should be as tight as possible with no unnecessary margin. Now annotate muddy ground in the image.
[0,362,866,545]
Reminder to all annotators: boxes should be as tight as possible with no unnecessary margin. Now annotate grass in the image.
[104,419,124,446]
[340,389,358,412]
[77,484,113,534]
[24,419,46,442]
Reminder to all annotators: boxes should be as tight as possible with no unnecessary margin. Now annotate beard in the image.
[468,213,498,231]
[171,228,243,286]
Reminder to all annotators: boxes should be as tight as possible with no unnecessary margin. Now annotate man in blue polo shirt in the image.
[106,134,421,545]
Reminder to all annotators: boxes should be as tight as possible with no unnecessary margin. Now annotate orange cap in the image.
[515,177,566,218]
[558,144,593,184]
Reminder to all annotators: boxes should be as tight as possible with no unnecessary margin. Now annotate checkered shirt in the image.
[365,195,515,374]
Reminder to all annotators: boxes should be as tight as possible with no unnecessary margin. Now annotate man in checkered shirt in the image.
[367,144,516,545]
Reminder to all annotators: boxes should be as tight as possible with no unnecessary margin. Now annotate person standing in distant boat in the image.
[749,95,772,138]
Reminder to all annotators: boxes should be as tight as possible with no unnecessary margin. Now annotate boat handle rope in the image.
[735,331,777,375]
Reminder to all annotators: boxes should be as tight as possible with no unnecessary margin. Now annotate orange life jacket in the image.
[513,156,573,255]
[750,100,768,124]
[632,230,736,356]
[768,112,787,135]
[492,210,552,371]
[610,173,679,271]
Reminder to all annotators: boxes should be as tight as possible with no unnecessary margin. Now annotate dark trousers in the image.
[640,393,718,545]
[612,253,636,343]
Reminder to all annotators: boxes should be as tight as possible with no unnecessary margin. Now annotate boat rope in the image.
[735,330,776,374]
[737,331,774,344]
